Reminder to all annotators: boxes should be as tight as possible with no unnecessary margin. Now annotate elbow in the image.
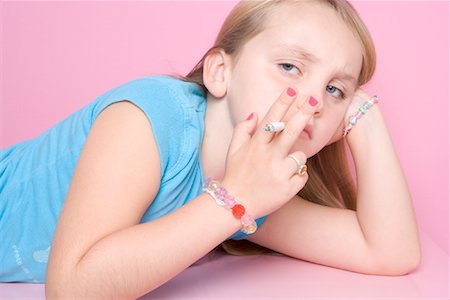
[373,247,422,276]
[380,256,421,276]
[45,261,85,299]
[45,272,77,299]
[45,282,67,300]
[46,280,71,299]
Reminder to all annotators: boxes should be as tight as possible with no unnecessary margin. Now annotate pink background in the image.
[1,0,448,265]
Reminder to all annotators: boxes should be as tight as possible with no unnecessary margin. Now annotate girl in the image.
[0,0,421,298]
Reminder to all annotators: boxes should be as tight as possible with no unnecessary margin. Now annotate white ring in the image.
[288,155,307,176]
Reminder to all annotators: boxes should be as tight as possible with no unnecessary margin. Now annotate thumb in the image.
[228,112,258,155]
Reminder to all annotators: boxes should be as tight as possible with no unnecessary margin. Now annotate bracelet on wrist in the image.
[203,178,257,234]
[343,95,380,137]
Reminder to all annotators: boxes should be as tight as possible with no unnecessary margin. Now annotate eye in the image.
[279,63,301,76]
[326,85,346,99]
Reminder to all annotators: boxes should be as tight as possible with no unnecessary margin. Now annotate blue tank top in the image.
[0,75,266,282]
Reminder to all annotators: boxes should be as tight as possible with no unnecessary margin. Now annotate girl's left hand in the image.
[328,88,371,144]
[343,88,372,121]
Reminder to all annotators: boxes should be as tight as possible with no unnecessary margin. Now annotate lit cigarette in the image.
[264,122,285,133]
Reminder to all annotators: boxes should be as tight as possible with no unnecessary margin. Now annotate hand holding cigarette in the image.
[263,122,285,133]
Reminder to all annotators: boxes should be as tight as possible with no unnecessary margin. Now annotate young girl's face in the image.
[225,1,363,157]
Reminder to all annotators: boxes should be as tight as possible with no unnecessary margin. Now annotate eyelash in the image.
[278,63,346,100]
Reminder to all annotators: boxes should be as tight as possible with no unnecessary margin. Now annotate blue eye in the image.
[326,85,345,99]
[279,63,300,76]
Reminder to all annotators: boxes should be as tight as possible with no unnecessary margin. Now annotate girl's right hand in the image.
[221,87,318,218]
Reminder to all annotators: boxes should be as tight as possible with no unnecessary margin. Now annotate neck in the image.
[201,94,234,181]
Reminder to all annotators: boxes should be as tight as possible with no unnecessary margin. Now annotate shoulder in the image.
[92,75,205,130]
[103,75,204,108]
[91,75,206,180]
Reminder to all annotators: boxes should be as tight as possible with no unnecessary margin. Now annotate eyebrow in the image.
[274,43,358,85]
[275,43,320,64]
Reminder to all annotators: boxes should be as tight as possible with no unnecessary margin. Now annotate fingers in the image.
[275,95,318,156]
[284,151,308,178]
[285,151,309,194]
[228,112,259,155]
[252,87,298,144]
[354,88,371,101]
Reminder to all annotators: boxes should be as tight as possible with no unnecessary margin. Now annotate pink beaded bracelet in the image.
[343,95,380,137]
[203,178,257,234]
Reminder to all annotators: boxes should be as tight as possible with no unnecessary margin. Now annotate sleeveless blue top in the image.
[0,75,266,282]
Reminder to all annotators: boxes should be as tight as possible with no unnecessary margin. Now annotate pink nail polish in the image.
[309,96,318,106]
[246,113,254,120]
[287,87,296,97]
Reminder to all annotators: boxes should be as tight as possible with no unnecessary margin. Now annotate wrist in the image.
[343,95,380,137]
[345,105,392,164]
[345,103,386,144]
[203,178,258,234]
[220,177,259,216]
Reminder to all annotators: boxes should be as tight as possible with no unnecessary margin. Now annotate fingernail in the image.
[287,87,296,97]
[309,96,318,106]
[246,113,254,120]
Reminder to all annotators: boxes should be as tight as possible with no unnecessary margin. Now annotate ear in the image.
[203,49,230,99]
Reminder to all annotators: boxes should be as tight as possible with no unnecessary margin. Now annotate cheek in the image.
[323,109,347,145]
[325,124,344,145]
[229,80,282,123]
[227,72,255,122]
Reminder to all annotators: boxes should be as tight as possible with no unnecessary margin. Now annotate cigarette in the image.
[263,122,285,133]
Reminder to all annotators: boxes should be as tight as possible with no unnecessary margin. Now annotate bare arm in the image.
[57,193,242,298]
[248,94,421,275]
[46,87,318,298]
[45,102,242,298]
[345,99,421,271]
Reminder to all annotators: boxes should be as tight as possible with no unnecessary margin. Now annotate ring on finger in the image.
[264,122,285,133]
[288,154,307,176]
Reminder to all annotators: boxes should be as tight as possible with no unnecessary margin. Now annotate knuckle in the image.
[279,94,293,105]
[234,121,245,130]
[296,172,309,184]
[234,121,248,132]
[248,139,266,153]
[264,113,279,125]
[297,152,307,162]
[283,126,299,139]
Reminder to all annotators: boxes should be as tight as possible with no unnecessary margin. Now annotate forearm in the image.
[53,193,241,299]
[346,106,421,271]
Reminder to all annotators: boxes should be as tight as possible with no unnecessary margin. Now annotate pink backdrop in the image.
[1,0,448,261]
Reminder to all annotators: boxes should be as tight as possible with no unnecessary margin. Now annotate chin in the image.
[306,148,321,159]
[307,141,333,158]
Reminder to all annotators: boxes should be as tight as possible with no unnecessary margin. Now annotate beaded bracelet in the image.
[343,95,380,137]
[203,178,257,234]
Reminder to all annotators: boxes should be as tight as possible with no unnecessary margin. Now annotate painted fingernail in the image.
[287,87,296,97]
[246,113,254,120]
[309,96,318,106]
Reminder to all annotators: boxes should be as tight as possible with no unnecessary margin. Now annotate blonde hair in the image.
[177,0,376,255]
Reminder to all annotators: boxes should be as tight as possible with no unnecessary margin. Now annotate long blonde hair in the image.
[177,0,376,255]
